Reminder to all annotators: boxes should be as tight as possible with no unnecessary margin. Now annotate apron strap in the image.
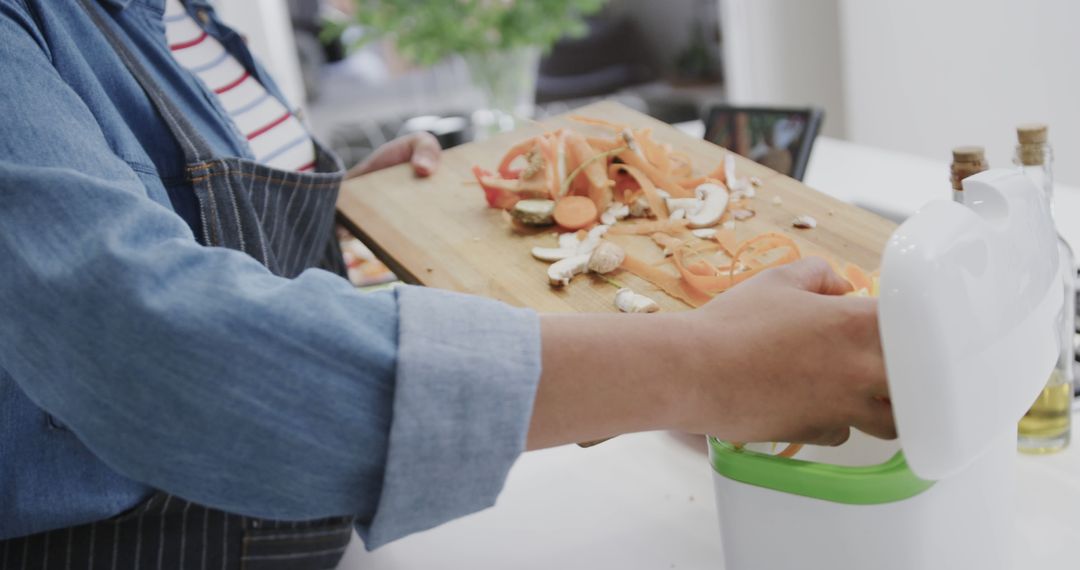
[77,0,215,164]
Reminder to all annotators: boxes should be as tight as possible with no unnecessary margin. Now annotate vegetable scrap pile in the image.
[473,115,879,316]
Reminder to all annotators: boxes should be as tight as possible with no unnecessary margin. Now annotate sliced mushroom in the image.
[532,225,609,261]
[511,199,556,226]
[691,228,717,239]
[687,183,729,228]
[558,232,581,249]
[575,224,610,255]
[548,254,591,287]
[730,177,756,200]
[600,203,630,226]
[731,208,755,221]
[666,197,703,216]
[792,215,818,229]
[615,288,660,313]
[531,246,576,262]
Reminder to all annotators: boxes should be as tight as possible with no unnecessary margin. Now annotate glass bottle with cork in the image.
[1014,123,1074,454]
[950,146,988,204]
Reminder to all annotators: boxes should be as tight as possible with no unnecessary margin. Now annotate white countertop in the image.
[341,427,1079,569]
[339,136,1080,569]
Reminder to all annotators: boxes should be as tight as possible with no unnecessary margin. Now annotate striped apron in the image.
[0,1,356,567]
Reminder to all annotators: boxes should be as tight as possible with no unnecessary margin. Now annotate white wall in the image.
[719,0,1080,186]
[719,0,847,137]
[839,0,1080,185]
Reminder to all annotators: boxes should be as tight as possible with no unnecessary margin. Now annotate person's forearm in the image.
[527,311,703,449]
[526,258,897,451]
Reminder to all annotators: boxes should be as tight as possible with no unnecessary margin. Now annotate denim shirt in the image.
[0,0,541,548]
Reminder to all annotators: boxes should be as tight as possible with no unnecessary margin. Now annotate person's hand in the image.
[346,131,441,179]
[676,257,895,446]
[529,256,894,450]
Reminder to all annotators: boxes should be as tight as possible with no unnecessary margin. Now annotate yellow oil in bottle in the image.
[1017,372,1072,455]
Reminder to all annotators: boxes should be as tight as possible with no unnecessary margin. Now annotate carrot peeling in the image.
[776,443,804,458]
[609,218,690,235]
[620,254,710,307]
[497,137,539,179]
[610,163,669,220]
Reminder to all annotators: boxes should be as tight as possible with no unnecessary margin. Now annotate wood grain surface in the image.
[337,101,896,313]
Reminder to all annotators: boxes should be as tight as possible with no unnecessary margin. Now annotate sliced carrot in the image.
[609,163,669,220]
[609,218,690,235]
[553,196,599,230]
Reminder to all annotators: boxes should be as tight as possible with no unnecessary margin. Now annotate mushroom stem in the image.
[548,254,591,287]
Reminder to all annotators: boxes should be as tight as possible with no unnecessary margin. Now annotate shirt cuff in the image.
[358,285,542,548]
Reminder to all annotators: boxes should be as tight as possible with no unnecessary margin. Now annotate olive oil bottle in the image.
[1014,124,1074,454]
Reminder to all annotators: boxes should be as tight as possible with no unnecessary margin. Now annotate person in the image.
[0,0,895,567]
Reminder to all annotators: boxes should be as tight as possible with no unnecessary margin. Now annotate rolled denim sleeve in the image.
[361,286,541,548]
[0,2,540,546]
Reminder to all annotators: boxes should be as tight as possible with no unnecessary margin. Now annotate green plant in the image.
[350,0,607,65]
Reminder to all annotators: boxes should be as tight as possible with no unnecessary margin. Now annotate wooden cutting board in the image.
[336,101,895,313]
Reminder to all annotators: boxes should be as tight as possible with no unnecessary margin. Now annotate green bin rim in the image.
[708,437,935,505]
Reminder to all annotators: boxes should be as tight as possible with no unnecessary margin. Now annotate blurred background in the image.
[215,0,1080,178]
[210,0,1080,284]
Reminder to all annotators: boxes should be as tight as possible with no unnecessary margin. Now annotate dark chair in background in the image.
[536,15,655,104]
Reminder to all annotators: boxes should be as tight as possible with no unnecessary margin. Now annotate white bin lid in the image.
[878,169,1063,481]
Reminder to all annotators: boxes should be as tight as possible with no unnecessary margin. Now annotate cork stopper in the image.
[1016,123,1048,166]
[952,146,985,163]
[950,146,988,191]
[1017,123,1048,144]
